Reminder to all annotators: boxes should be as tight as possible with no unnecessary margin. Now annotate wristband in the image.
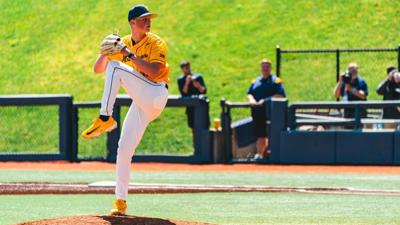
[127,52,135,59]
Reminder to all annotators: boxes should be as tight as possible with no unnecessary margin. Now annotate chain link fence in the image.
[277,46,400,101]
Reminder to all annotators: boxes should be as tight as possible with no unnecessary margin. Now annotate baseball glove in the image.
[100,34,126,56]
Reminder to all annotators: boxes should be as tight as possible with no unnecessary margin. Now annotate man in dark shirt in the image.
[333,63,368,119]
[177,60,208,130]
[376,66,400,125]
[247,59,286,160]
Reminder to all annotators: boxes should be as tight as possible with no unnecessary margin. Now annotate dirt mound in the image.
[14,215,216,225]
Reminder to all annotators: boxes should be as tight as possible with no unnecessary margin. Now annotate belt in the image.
[159,82,168,90]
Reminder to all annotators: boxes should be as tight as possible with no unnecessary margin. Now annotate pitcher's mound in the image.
[14,214,216,225]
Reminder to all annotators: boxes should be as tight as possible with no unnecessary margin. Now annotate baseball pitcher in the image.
[81,4,169,215]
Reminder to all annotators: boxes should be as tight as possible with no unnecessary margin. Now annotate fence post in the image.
[107,105,121,162]
[354,106,362,130]
[268,98,288,163]
[287,105,296,130]
[336,49,340,82]
[276,45,281,77]
[59,96,73,161]
[397,44,400,70]
[336,49,340,102]
[193,97,211,163]
[220,99,232,163]
[71,105,78,162]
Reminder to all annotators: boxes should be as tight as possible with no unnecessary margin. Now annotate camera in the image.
[342,72,351,84]
[393,72,400,83]
[191,75,201,82]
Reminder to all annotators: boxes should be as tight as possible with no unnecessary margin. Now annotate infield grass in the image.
[1,0,400,155]
[1,193,399,225]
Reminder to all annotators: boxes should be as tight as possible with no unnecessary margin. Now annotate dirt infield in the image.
[14,214,216,225]
[1,161,400,174]
[2,182,400,196]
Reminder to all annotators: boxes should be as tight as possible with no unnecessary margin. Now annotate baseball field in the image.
[1,0,399,154]
[1,1,400,225]
[1,162,400,225]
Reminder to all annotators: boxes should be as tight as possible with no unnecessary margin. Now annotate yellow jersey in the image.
[108,32,170,83]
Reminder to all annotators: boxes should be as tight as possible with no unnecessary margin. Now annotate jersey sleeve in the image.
[361,80,369,96]
[107,53,124,62]
[177,77,185,96]
[247,83,254,95]
[276,83,286,97]
[197,75,207,94]
[149,39,167,65]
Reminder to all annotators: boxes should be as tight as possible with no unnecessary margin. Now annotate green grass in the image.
[123,107,193,156]
[0,106,59,153]
[1,193,399,225]
[2,170,399,224]
[1,170,400,191]
[1,0,399,155]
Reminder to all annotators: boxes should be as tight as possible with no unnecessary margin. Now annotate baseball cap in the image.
[260,58,272,66]
[387,66,396,74]
[128,4,158,21]
[180,60,190,67]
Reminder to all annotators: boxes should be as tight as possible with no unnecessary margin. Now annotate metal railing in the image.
[0,94,73,161]
[288,100,400,130]
[0,94,211,163]
[73,95,211,163]
[220,99,271,162]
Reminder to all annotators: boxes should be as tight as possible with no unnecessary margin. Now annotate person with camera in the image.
[376,66,400,126]
[177,60,209,130]
[333,62,368,119]
[247,59,286,161]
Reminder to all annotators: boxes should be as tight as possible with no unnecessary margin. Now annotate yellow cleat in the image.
[81,117,117,139]
[110,199,127,216]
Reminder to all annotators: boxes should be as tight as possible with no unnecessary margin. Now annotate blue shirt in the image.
[247,75,286,101]
[340,75,368,101]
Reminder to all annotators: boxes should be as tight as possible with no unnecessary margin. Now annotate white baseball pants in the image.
[99,60,168,200]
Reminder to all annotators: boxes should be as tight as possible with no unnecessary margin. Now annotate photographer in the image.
[333,63,368,119]
[376,66,400,123]
[247,59,286,160]
[177,60,209,130]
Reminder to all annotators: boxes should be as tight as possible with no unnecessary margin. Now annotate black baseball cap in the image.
[128,4,158,21]
[387,66,396,74]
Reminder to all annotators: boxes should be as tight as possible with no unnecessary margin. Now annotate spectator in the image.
[376,66,400,127]
[333,62,368,119]
[177,60,209,130]
[247,59,286,160]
